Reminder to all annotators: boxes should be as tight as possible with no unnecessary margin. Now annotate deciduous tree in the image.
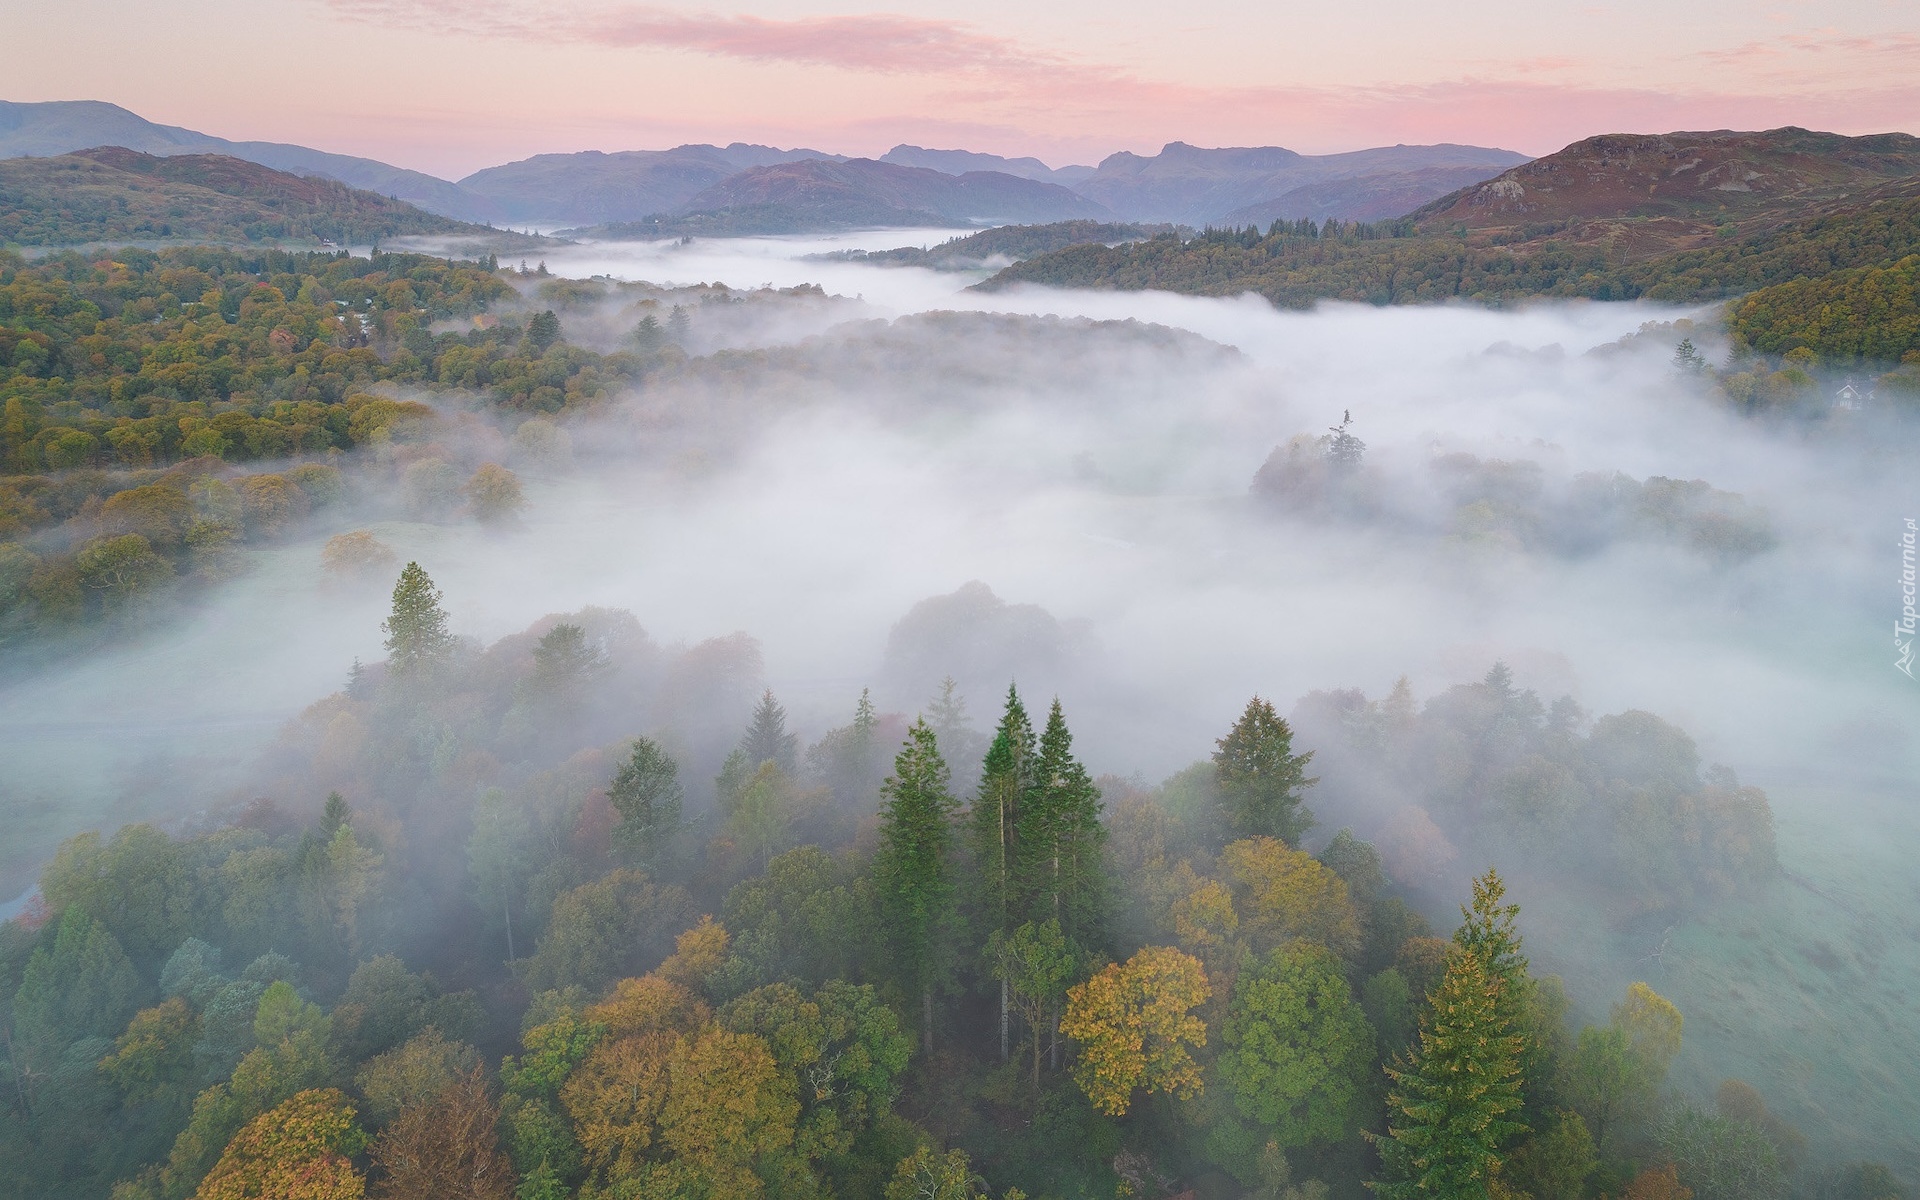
[1062,945,1210,1116]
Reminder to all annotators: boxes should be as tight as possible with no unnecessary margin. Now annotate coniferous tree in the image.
[872,718,959,1057]
[1023,699,1107,950]
[1373,944,1527,1200]
[739,690,799,773]
[608,738,683,864]
[1453,868,1542,1125]
[970,684,1036,1061]
[1214,696,1318,844]
[382,562,453,682]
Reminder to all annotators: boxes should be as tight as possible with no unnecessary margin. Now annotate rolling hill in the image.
[878,144,1096,186]
[0,146,485,246]
[1069,140,1531,224]
[1410,127,1920,256]
[0,100,494,222]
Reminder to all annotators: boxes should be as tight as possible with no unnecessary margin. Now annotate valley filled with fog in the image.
[2,231,1915,1173]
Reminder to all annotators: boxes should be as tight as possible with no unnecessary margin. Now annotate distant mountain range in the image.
[0,146,486,246]
[0,100,1532,235]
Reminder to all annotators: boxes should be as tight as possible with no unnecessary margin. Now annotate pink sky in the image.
[10,0,1920,178]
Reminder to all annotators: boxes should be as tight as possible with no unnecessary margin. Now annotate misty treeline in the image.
[0,246,746,653]
[0,561,1892,1200]
[1250,414,1778,563]
[977,200,1920,381]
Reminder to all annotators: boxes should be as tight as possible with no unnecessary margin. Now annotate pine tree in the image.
[1453,868,1543,1128]
[1372,945,1526,1200]
[739,689,798,772]
[873,718,959,1058]
[970,684,1036,1061]
[382,562,453,681]
[608,737,683,863]
[1214,697,1318,844]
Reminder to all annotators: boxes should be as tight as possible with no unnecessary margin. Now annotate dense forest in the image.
[0,247,690,652]
[975,193,1920,368]
[0,148,498,248]
[2,561,1881,1200]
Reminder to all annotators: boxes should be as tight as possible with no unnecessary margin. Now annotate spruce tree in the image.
[739,689,798,772]
[1373,945,1526,1200]
[1213,696,1318,844]
[382,562,453,681]
[609,737,683,863]
[970,683,1036,1061]
[1023,699,1107,948]
[873,718,959,1057]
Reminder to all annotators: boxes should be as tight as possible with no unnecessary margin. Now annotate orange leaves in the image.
[1061,946,1210,1116]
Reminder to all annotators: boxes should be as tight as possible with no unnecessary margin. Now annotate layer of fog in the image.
[4,230,1913,837]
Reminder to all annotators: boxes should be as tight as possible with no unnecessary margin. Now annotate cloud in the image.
[325,0,1067,77]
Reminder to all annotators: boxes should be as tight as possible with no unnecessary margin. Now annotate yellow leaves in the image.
[194,1088,365,1200]
[1061,946,1210,1116]
[562,1031,676,1180]
[657,916,729,992]
[586,976,709,1040]
[1612,981,1682,1076]
[1221,836,1362,958]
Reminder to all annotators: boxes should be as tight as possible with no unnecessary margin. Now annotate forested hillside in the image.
[0,563,1856,1200]
[0,148,490,247]
[0,247,666,653]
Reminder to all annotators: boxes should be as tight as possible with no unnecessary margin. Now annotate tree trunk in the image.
[922,987,934,1059]
[1032,1007,1043,1093]
[1049,1002,1060,1071]
[503,895,514,961]
[1000,978,1009,1063]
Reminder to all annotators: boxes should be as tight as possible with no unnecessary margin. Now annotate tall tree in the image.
[1022,699,1108,950]
[740,690,799,773]
[608,737,683,864]
[1451,868,1539,1123]
[1213,697,1318,844]
[382,562,453,682]
[1372,945,1526,1200]
[871,719,959,1058]
[969,684,1036,1061]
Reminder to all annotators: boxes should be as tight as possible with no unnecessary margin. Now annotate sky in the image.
[6,0,1920,185]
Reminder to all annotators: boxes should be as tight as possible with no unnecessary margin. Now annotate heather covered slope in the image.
[0,100,492,222]
[0,147,484,245]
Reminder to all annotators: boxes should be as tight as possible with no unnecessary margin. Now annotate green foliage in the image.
[1657,1104,1787,1200]
[608,737,684,863]
[382,562,454,681]
[518,868,695,994]
[1504,1110,1598,1200]
[978,191,1920,314]
[987,919,1077,1091]
[717,846,867,995]
[872,718,959,1052]
[1373,945,1527,1200]
[1213,697,1317,844]
[1216,942,1374,1148]
[1731,254,1920,364]
[1021,700,1107,946]
[11,908,145,1077]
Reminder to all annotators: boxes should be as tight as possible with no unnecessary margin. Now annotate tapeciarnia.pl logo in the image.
[1900,518,1917,678]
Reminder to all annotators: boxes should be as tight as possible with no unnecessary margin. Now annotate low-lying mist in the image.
[3,230,1915,1168]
